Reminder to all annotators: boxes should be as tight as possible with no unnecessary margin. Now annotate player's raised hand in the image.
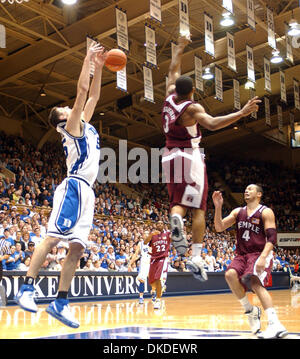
[87,42,103,60]
[212,191,223,208]
[94,47,108,68]
[177,34,191,48]
[240,96,262,117]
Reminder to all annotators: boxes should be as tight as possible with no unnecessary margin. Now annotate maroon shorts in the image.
[226,252,273,290]
[162,148,208,211]
[148,257,168,285]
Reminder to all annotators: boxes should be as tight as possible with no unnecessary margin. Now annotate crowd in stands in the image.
[0,131,299,276]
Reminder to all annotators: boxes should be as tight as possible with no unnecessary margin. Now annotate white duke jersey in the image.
[140,240,151,263]
[57,121,100,186]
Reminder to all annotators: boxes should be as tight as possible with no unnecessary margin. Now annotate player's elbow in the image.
[77,84,89,94]
[214,224,224,232]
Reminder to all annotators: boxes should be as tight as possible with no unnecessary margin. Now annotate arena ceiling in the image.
[0,0,300,152]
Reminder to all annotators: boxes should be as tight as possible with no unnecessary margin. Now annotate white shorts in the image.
[47,176,95,248]
[137,258,150,282]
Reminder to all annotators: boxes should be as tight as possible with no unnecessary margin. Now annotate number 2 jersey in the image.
[236,205,269,255]
[57,120,100,186]
[150,231,171,259]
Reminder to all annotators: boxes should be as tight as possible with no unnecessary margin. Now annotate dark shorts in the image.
[148,257,168,285]
[227,252,273,290]
[162,148,208,211]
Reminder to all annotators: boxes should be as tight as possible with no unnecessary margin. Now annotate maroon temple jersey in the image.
[235,205,271,255]
[162,94,202,149]
[150,231,171,260]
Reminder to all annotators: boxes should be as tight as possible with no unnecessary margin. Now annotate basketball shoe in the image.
[15,284,38,313]
[139,297,144,304]
[170,214,188,256]
[151,291,157,303]
[257,321,288,339]
[153,299,161,310]
[245,306,261,334]
[46,299,80,328]
[186,256,208,282]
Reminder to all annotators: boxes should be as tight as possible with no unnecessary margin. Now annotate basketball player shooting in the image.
[162,35,261,282]
[212,185,288,339]
[15,42,108,328]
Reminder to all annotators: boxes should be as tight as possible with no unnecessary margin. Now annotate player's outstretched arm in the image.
[212,191,238,232]
[190,97,262,131]
[83,47,108,123]
[166,35,190,97]
[66,43,103,136]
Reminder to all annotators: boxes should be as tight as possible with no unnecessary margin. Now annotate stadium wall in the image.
[1,271,290,304]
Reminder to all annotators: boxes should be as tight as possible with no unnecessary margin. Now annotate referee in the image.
[0,237,11,306]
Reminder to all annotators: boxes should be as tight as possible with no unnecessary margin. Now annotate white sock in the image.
[192,243,202,257]
[239,296,253,313]
[265,307,279,325]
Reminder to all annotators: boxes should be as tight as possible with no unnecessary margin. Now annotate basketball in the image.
[105,48,127,72]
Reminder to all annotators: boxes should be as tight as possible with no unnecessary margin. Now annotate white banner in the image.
[227,32,236,72]
[116,7,129,52]
[233,79,241,110]
[86,36,97,77]
[277,233,300,247]
[247,0,255,31]
[280,70,287,103]
[0,24,5,49]
[117,66,127,92]
[143,66,154,103]
[264,96,271,126]
[194,56,204,93]
[250,88,257,119]
[246,44,255,83]
[149,0,162,23]
[267,7,276,50]
[294,78,300,110]
[204,13,214,57]
[178,0,190,39]
[222,0,233,14]
[285,22,294,64]
[215,65,223,102]
[277,104,283,133]
[264,57,271,93]
[290,112,296,141]
[145,24,157,67]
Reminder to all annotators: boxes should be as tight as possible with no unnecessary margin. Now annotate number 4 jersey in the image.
[236,205,269,255]
[150,231,171,259]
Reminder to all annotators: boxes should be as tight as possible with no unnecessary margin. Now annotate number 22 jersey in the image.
[150,231,171,259]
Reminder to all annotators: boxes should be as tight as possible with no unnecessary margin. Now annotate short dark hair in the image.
[255,184,263,196]
[48,107,65,128]
[175,76,193,96]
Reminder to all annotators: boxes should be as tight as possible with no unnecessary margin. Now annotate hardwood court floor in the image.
[1,289,300,339]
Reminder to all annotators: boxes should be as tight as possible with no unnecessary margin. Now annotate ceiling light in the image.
[202,67,214,80]
[40,91,46,97]
[220,12,235,27]
[61,0,77,5]
[233,126,238,130]
[287,19,300,37]
[99,112,105,116]
[270,49,283,64]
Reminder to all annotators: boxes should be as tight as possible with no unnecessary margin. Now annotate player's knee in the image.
[225,269,238,283]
